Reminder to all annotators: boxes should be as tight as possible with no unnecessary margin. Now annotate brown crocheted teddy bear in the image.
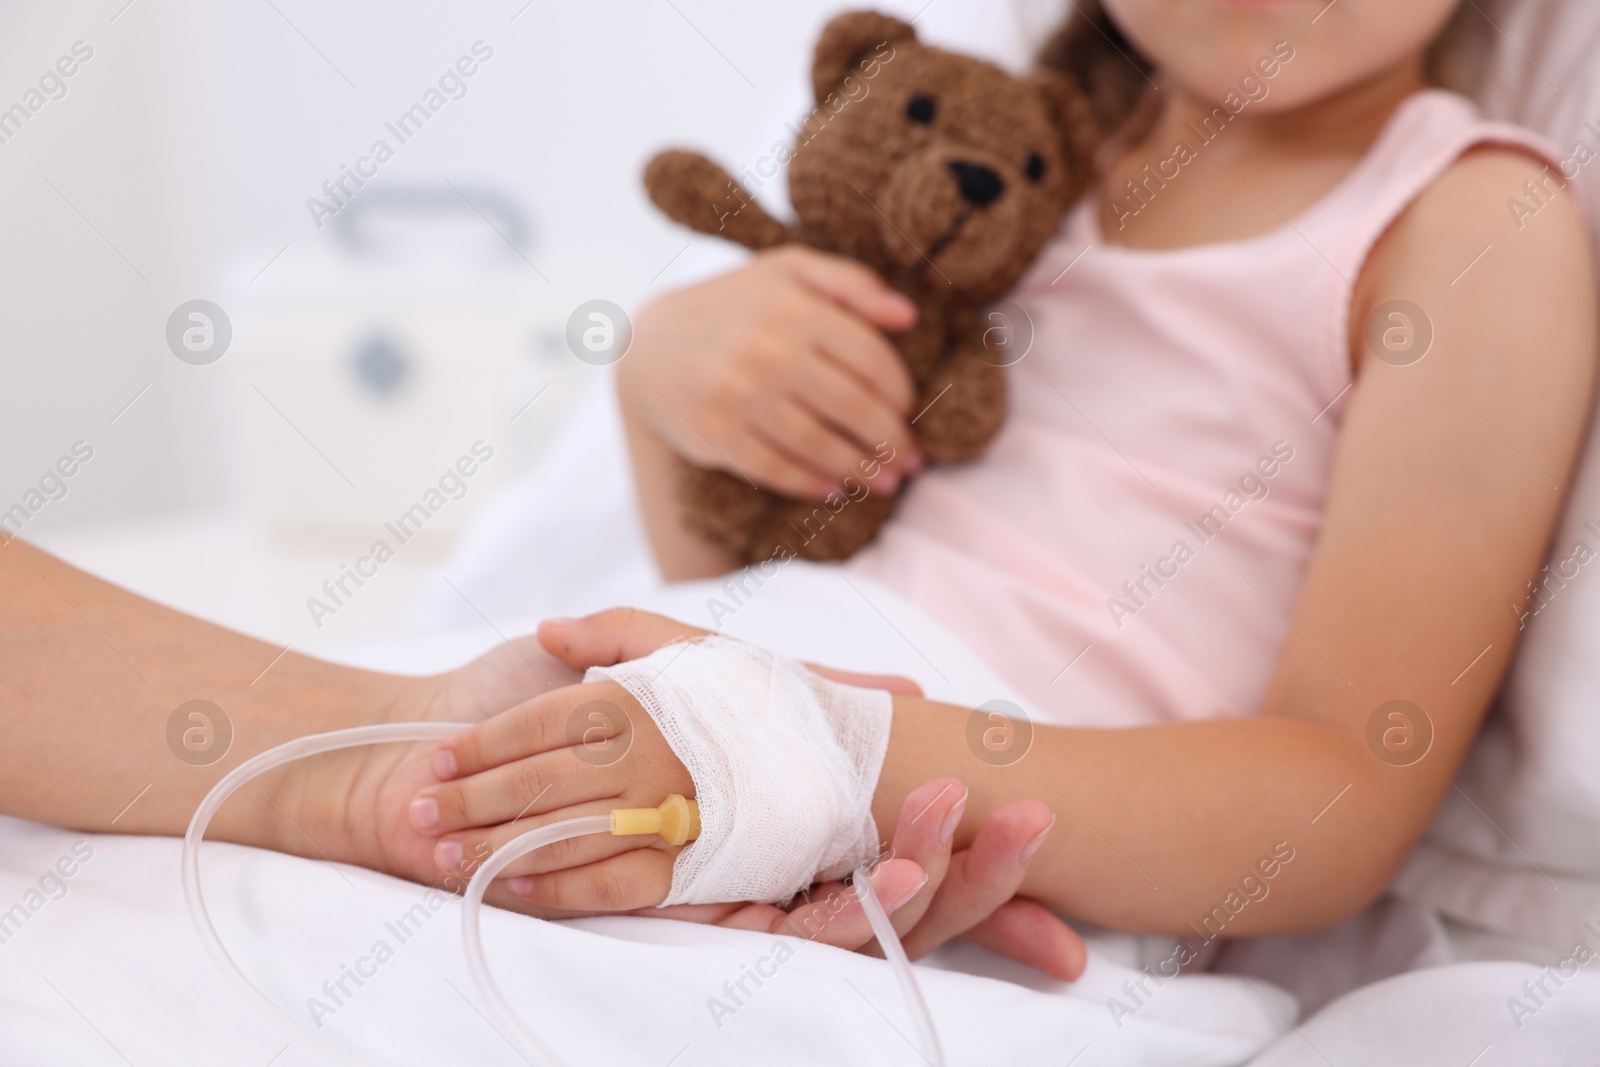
[644,10,1097,563]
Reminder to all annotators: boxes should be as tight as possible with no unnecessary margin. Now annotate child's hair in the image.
[1034,3,1150,139]
[1036,1,1479,141]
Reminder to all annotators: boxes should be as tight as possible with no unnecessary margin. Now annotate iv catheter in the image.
[182,722,946,1066]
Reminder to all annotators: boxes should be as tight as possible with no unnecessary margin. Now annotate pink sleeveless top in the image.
[847,90,1562,727]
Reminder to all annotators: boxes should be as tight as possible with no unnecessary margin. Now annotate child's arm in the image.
[423,147,1597,936]
[900,146,1596,933]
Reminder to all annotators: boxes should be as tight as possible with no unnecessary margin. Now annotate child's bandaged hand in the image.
[411,672,696,910]
[409,612,907,910]
[409,609,1085,981]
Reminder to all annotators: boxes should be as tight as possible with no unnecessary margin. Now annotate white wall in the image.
[0,0,878,535]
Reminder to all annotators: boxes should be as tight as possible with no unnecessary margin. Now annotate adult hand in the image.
[646,776,1085,982]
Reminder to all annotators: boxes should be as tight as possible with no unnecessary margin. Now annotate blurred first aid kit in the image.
[230,184,590,556]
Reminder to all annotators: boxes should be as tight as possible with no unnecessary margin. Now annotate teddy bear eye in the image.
[905,94,936,124]
[1025,152,1046,183]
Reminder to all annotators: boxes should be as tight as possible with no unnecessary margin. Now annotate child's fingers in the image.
[789,354,918,478]
[774,246,918,334]
[411,749,629,834]
[431,800,648,880]
[741,422,849,500]
[802,295,917,416]
[758,398,877,489]
[435,681,636,780]
[501,848,676,912]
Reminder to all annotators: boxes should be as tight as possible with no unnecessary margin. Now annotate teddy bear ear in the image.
[811,11,916,104]
[1030,69,1102,191]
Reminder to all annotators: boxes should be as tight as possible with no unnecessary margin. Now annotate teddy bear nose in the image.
[948,160,1005,206]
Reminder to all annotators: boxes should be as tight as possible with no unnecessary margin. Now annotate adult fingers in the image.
[703,857,927,947]
[964,899,1087,983]
[536,609,709,673]
[631,901,746,925]
[897,801,1048,961]
[541,609,923,694]
[897,800,1076,975]
[872,778,966,941]
[445,635,575,716]
[772,247,917,335]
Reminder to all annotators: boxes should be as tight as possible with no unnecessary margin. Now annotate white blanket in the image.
[6,567,1599,1065]
[3,568,1302,1066]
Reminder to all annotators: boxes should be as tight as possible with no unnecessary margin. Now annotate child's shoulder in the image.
[1355,121,1593,375]
[1415,138,1583,240]
[1347,90,1584,259]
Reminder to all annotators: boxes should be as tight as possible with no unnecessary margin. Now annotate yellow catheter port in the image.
[609,794,700,846]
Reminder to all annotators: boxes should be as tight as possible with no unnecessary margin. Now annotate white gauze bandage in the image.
[586,635,893,906]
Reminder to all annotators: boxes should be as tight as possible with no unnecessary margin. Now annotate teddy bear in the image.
[643,10,1097,563]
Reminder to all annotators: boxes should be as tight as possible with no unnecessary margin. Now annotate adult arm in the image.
[0,534,414,851]
[0,536,1079,970]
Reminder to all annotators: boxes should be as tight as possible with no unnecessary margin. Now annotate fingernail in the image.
[434,839,463,871]
[939,792,968,846]
[432,749,457,780]
[1018,816,1056,865]
[883,872,930,912]
[878,471,901,494]
[506,876,533,897]
[543,616,576,627]
[409,796,439,830]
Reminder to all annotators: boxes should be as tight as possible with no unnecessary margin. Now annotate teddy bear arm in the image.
[643,149,796,252]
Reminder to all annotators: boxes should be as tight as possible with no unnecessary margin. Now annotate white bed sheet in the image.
[6,539,1599,1067]
[2,569,1301,1067]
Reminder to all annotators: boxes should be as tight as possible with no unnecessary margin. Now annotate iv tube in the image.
[182,722,467,1065]
[460,818,947,1066]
